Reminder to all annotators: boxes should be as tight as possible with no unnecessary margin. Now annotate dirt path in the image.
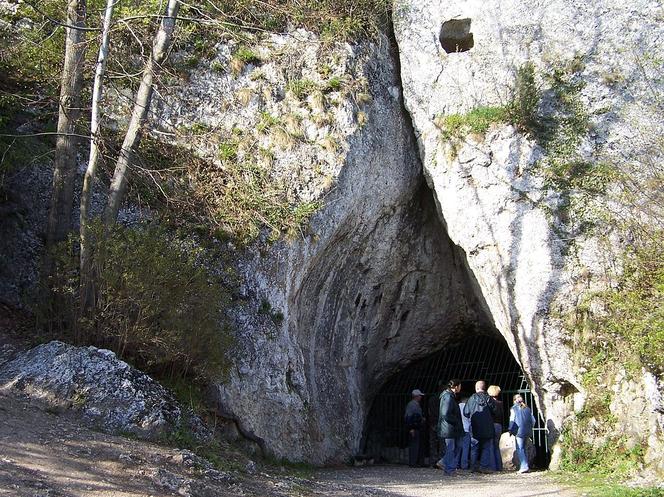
[314,466,577,497]
[0,391,314,497]
[0,391,576,497]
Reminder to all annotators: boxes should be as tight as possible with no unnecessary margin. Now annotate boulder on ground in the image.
[500,432,536,470]
[0,340,209,441]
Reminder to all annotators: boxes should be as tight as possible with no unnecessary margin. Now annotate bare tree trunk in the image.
[80,0,115,314]
[45,0,87,249]
[103,0,180,225]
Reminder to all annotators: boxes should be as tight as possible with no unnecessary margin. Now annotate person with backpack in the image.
[463,380,497,473]
[508,394,536,473]
[437,379,464,476]
[404,389,426,467]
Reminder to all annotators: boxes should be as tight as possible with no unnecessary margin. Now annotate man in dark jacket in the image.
[463,380,497,473]
[437,379,464,476]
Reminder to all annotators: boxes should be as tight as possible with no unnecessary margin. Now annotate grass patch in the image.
[287,79,319,100]
[234,47,262,65]
[263,455,316,478]
[553,472,664,497]
[257,112,281,133]
[202,0,391,42]
[323,76,344,93]
[574,235,664,376]
[102,134,321,246]
[164,419,246,473]
[436,106,509,141]
[218,141,239,162]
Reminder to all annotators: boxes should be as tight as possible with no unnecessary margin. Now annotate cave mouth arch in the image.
[362,335,550,468]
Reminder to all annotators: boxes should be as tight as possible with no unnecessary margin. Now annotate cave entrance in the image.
[363,335,550,468]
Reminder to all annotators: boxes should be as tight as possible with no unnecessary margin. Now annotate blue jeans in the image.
[516,436,529,471]
[408,429,421,466]
[470,436,479,469]
[442,437,463,473]
[457,432,471,469]
[493,423,503,471]
[477,437,496,470]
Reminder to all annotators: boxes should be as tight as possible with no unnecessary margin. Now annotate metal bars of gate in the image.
[364,335,545,463]
[502,375,549,454]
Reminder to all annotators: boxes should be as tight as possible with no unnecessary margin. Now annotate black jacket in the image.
[438,389,464,439]
[491,399,504,427]
[463,391,496,439]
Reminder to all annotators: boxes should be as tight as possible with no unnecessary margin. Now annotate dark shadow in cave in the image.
[363,335,550,469]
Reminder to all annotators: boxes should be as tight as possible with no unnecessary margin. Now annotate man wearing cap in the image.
[405,389,426,467]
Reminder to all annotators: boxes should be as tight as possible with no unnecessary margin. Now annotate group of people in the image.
[404,380,535,476]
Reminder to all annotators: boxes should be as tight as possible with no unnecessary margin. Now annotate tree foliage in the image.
[39,223,234,381]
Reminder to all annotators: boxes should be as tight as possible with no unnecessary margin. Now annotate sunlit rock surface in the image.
[393,0,663,470]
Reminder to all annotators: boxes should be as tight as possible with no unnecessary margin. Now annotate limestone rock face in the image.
[393,0,663,467]
[0,341,208,440]
[198,35,491,464]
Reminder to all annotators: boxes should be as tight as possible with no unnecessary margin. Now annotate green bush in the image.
[507,62,541,134]
[39,224,234,381]
[593,237,664,374]
[560,436,644,476]
[557,233,664,480]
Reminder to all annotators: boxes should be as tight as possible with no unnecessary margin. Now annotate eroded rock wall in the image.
[193,35,491,464]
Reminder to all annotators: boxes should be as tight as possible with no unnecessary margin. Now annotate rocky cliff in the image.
[392,0,663,473]
[1,0,662,475]
[147,31,496,464]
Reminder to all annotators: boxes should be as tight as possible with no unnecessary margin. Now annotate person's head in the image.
[412,389,424,401]
[448,378,462,394]
[487,385,501,398]
[513,394,527,408]
[437,379,446,392]
[475,380,487,393]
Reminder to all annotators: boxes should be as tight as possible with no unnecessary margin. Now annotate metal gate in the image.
[502,375,549,467]
[363,335,549,467]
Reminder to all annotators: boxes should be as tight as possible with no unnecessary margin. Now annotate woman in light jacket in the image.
[508,394,535,473]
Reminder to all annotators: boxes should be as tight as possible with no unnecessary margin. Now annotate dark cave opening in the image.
[363,335,550,469]
[439,18,475,54]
